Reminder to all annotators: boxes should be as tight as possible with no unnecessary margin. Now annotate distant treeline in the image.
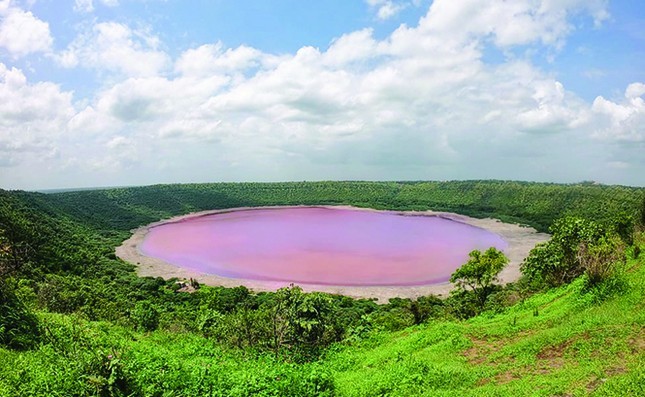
[32,180,645,234]
[2,180,642,280]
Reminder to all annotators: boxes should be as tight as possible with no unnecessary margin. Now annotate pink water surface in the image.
[139,207,508,286]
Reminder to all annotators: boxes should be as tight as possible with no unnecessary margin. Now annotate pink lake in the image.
[139,207,508,286]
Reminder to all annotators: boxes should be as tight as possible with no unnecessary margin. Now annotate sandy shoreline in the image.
[115,205,550,302]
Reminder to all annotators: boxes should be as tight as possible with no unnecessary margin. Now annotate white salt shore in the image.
[115,205,550,302]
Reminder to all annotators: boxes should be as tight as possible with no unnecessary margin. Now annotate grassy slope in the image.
[0,319,334,396]
[327,253,645,396]
[1,249,642,396]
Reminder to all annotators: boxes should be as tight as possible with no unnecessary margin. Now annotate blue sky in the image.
[0,0,643,190]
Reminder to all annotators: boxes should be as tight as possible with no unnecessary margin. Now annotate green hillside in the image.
[1,181,644,396]
[43,181,643,234]
[327,260,645,396]
[1,254,643,396]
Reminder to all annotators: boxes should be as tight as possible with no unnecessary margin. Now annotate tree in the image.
[450,247,509,310]
[0,221,35,278]
[611,211,634,246]
[577,235,626,287]
[410,295,444,324]
[521,216,605,287]
[132,301,159,332]
[0,279,40,349]
[268,285,335,359]
[640,193,645,229]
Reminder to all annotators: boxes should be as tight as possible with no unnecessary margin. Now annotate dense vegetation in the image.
[41,180,644,234]
[1,180,644,396]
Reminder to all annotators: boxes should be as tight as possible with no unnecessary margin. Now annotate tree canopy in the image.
[450,247,509,309]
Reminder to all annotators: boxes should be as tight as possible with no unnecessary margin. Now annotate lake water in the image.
[139,207,508,286]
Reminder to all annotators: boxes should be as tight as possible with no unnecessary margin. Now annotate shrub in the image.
[131,301,159,332]
[445,288,479,319]
[611,211,635,246]
[37,274,87,314]
[410,295,445,324]
[368,308,416,332]
[577,235,626,288]
[483,285,518,313]
[521,216,605,287]
[0,279,40,349]
[582,272,629,304]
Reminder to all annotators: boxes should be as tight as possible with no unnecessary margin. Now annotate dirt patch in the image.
[537,340,574,361]
[475,371,519,387]
[116,205,549,302]
[493,370,521,385]
[464,328,539,366]
[463,338,500,366]
[628,328,645,354]
[586,366,628,392]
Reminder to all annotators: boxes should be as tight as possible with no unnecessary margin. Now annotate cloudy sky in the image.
[0,0,643,190]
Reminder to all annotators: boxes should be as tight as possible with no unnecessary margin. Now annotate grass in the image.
[1,252,643,396]
[326,253,645,396]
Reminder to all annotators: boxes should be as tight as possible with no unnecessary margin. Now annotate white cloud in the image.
[56,1,612,176]
[0,63,74,167]
[420,0,609,48]
[74,0,119,13]
[378,2,404,20]
[174,42,278,78]
[0,63,73,124]
[58,22,169,77]
[592,82,645,142]
[324,29,378,67]
[366,0,406,20]
[74,0,94,13]
[515,80,590,133]
[5,0,644,189]
[67,105,115,135]
[625,82,645,99]
[106,135,130,149]
[0,3,52,58]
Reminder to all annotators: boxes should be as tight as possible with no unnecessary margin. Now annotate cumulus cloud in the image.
[61,2,611,172]
[366,0,411,20]
[592,82,645,142]
[323,29,378,67]
[421,0,609,48]
[67,13,592,177]
[0,62,74,167]
[58,22,169,77]
[4,0,644,188]
[174,42,281,78]
[74,0,94,13]
[0,2,52,57]
[514,80,590,133]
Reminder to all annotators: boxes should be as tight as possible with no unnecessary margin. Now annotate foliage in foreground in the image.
[0,279,39,350]
[449,247,509,313]
[329,252,645,396]
[0,247,642,396]
[521,216,629,290]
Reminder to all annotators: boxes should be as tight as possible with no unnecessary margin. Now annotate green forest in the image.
[1,180,644,396]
